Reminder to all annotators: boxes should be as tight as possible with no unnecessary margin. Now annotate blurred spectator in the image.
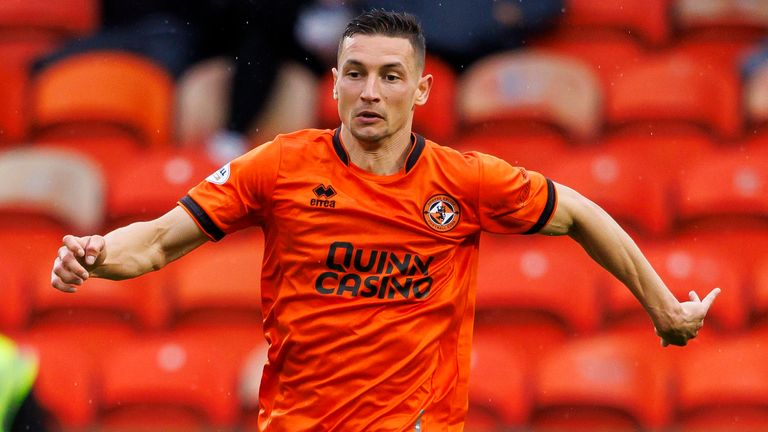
[0,335,48,432]
[33,0,322,163]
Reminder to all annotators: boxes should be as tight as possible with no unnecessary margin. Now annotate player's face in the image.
[333,35,431,145]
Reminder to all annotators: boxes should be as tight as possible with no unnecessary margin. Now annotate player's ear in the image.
[414,73,433,106]
[332,68,339,100]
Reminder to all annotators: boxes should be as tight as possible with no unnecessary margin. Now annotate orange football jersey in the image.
[179,128,556,431]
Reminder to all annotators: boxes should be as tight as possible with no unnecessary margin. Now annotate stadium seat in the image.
[105,148,217,227]
[169,229,264,330]
[457,51,602,142]
[673,145,768,261]
[751,256,768,328]
[0,0,98,40]
[547,146,671,236]
[0,251,27,331]
[605,51,742,140]
[466,328,530,430]
[600,127,716,180]
[475,234,603,359]
[745,62,768,133]
[603,240,747,333]
[30,51,174,166]
[98,335,241,431]
[534,32,646,91]
[0,147,104,234]
[559,0,671,46]
[449,127,571,174]
[531,334,673,431]
[15,336,97,428]
[317,55,457,143]
[675,334,768,432]
[673,0,768,41]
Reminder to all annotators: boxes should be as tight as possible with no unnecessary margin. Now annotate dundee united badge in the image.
[423,194,460,232]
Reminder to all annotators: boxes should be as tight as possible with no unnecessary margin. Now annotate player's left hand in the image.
[656,287,721,347]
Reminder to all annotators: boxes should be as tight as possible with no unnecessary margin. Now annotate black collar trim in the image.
[332,128,425,174]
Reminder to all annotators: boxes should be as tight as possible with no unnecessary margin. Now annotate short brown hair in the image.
[338,10,426,71]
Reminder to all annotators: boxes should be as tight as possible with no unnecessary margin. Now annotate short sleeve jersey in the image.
[179,128,556,432]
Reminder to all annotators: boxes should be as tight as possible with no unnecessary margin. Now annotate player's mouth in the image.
[355,110,384,123]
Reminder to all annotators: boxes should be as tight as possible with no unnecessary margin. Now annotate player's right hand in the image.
[51,234,106,293]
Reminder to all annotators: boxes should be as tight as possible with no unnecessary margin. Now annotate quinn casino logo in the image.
[423,194,461,232]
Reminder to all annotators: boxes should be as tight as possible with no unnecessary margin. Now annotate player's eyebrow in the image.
[343,59,407,71]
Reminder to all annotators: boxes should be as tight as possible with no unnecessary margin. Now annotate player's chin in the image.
[350,125,388,143]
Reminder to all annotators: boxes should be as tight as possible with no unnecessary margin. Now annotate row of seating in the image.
[13,326,768,431]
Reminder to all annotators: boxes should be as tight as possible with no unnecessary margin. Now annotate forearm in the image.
[543,184,683,331]
[91,207,208,280]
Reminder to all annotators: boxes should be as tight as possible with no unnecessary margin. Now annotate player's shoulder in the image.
[273,128,334,148]
[424,138,500,172]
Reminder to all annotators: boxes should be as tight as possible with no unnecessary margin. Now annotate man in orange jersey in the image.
[52,10,720,431]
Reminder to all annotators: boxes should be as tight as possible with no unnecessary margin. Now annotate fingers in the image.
[701,287,721,309]
[52,235,100,293]
[62,234,86,258]
[689,290,701,302]
[83,235,105,266]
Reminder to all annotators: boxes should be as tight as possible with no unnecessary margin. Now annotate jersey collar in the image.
[332,128,426,174]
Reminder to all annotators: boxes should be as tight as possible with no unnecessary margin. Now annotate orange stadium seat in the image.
[605,51,742,140]
[0,0,97,40]
[98,335,241,431]
[0,251,27,331]
[559,0,671,46]
[30,51,174,166]
[15,336,97,429]
[169,230,264,331]
[531,334,673,431]
[675,335,768,432]
[604,240,747,333]
[674,0,768,41]
[317,55,457,143]
[466,328,531,431]
[457,51,602,143]
[0,147,104,234]
[547,146,671,236]
[105,148,217,227]
[475,234,603,359]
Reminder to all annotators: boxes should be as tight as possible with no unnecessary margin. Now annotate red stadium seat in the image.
[677,149,768,267]
[457,51,602,142]
[604,240,747,333]
[674,0,768,41]
[105,148,217,227]
[751,256,768,328]
[675,334,768,432]
[466,328,531,430]
[531,334,673,431]
[450,127,571,174]
[475,234,602,359]
[317,55,457,143]
[0,147,104,234]
[30,51,174,165]
[559,0,671,46]
[15,336,97,428]
[605,52,742,140]
[0,0,98,40]
[547,146,671,236]
[169,230,264,329]
[98,335,241,431]
[745,62,768,132]
[0,251,27,331]
[535,32,646,91]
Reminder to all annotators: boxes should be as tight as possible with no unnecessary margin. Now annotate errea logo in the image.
[311,184,337,208]
[206,163,231,185]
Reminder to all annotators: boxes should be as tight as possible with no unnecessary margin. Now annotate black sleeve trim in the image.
[179,195,226,241]
[524,178,556,235]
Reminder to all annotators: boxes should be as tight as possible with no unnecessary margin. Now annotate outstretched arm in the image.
[540,182,720,346]
[51,206,209,292]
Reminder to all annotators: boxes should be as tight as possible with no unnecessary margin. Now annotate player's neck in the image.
[340,126,413,176]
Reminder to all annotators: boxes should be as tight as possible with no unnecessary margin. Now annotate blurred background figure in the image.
[0,335,48,432]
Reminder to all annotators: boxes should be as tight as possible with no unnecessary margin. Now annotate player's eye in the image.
[385,74,400,82]
[347,71,361,78]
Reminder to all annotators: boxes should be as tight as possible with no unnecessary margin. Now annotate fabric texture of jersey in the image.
[179,128,556,431]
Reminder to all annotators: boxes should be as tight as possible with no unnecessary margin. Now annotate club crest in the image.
[422,194,460,232]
